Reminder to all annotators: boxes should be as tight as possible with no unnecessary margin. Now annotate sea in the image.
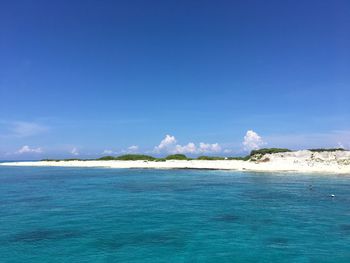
[0,165,349,262]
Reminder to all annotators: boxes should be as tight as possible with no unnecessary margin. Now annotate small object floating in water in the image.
[331,194,335,198]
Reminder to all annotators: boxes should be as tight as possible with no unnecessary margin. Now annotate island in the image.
[1,148,350,174]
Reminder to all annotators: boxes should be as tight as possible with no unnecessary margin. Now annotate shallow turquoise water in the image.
[0,166,350,262]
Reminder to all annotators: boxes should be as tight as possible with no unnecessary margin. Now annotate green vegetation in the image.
[308,148,345,152]
[226,156,250,161]
[97,154,157,161]
[96,154,252,161]
[97,156,117,160]
[197,156,225,160]
[248,148,292,161]
[197,155,252,161]
[41,158,82,162]
[43,154,251,162]
[165,154,189,160]
[115,154,156,161]
[154,158,166,162]
[250,148,291,156]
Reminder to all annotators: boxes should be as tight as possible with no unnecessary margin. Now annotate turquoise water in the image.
[0,166,350,262]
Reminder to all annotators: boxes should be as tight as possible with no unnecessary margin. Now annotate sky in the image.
[1,0,350,160]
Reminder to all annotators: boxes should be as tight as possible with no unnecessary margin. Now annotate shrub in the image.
[115,154,156,161]
[226,156,250,161]
[308,148,345,152]
[97,156,117,160]
[197,156,225,160]
[250,148,291,156]
[165,154,188,160]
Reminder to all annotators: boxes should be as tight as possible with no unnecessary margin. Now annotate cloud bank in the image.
[127,145,139,152]
[102,145,139,155]
[102,149,114,155]
[154,134,222,154]
[16,145,43,154]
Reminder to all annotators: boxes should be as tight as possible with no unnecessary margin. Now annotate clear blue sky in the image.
[1,0,350,159]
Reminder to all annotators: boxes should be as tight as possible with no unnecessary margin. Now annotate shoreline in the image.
[1,157,350,174]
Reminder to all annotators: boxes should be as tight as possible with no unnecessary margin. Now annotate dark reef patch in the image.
[339,224,350,234]
[266,237,289,246]
[96,232,185,251]
[8,229,80,243]
[15,196,51,204]
[214,214,240,222]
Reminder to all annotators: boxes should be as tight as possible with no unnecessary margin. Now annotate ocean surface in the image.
[0,166,349,262]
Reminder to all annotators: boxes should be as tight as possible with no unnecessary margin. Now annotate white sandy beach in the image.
[2,150,350,174]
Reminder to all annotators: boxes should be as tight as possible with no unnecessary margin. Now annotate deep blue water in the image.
[0,166,350,262]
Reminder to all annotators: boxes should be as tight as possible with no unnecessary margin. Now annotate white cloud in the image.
[154,135,223,155]
[127,145,139,152]
[174,142,197,154]
[102,145,139,155]
[243,130,265,151]
[198,142,222,153]
[102,149,114,155]
[16,145,43,154]
[71,147,79,156]
[154,135,177,153]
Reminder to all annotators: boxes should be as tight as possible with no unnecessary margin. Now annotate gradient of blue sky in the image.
[1,0,350,159]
